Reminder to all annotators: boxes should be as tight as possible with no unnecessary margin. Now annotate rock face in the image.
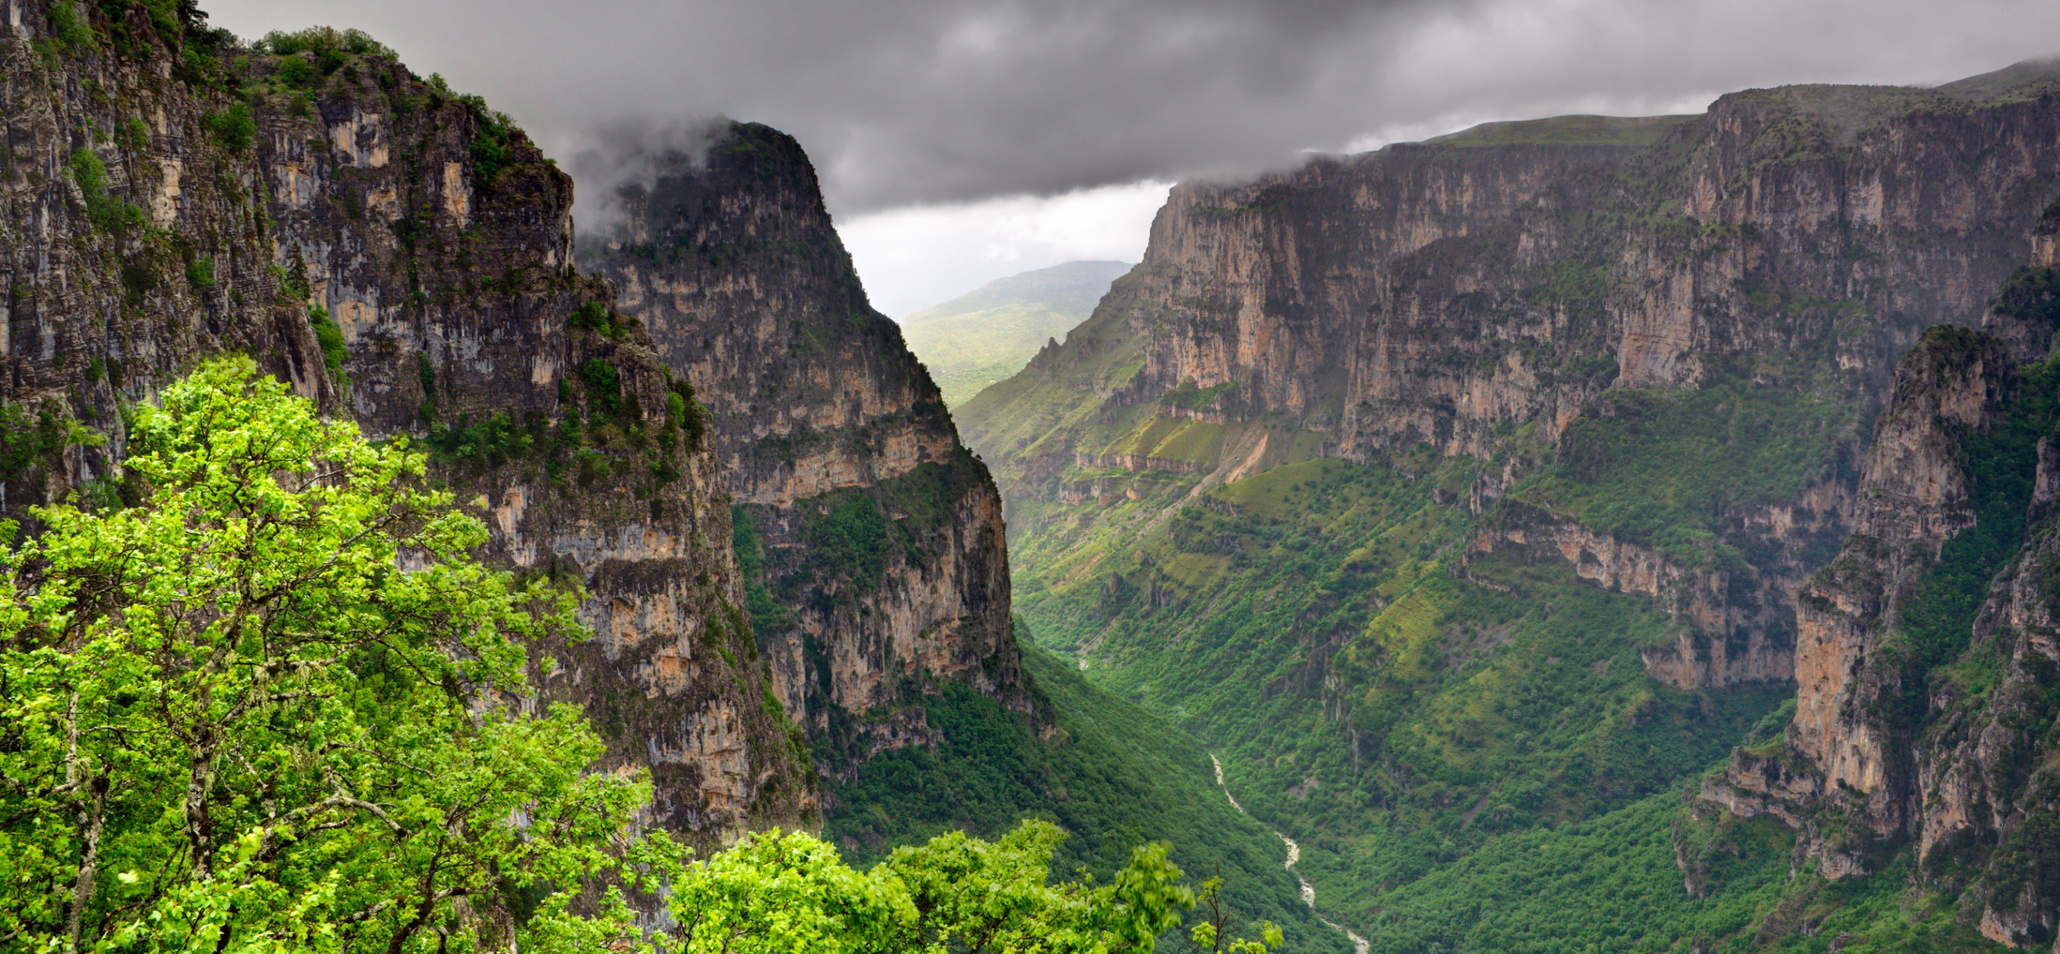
[1702,229,2060,944]
[581,124,1035,766]
[964,80,2060,693]
[0,4,811,845]
[1708,326,2019,849]
[1471,500,1804,688]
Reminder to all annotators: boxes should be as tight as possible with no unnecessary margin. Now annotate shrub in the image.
[203,103,254,153]
[580,358,623,416]
[309,304,347,378]
[183,253,214,288]
[258,26,395,61]
[68,149,143,232]
[48,1,92,50]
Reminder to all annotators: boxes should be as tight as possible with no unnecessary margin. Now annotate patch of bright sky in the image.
[842,179,1172,318]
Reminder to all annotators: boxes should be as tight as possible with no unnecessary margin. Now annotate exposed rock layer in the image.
[964,82,2060,693]
[1711,306,2060,947]
[581,124,1036,764]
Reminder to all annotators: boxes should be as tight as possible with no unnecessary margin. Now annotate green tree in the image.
[0,355,1272,954]
[878,820,1189,953]
[664,819,1275,954]
[0,355,656,953]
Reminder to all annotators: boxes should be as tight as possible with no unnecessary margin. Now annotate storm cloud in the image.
[203,0,2060,216]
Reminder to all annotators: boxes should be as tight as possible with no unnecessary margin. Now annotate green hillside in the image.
[825,638,1357,953]
[898,260,1135,406]
[980,387,2008,954]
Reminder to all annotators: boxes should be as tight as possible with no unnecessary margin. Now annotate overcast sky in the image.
[203,0,2060,314]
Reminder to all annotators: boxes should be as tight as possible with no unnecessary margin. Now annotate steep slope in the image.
[898,259,1133,406]
[576,127,1336,944]
[959,67,2060,948]
[1710,249,2060,947]
[0,2,811,846]
[827,635,1355,954]
[580,124,1037,768]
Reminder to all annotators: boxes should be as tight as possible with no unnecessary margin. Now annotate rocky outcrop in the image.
[0,3,812,845]
[1713,326,2017,854]
[1610,85,2060,392]
[1707,258,2060,945]
[1471,501,1800,688]
[581,124,1037,765]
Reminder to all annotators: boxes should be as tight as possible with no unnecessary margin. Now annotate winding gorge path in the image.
[1210,756,1370,954]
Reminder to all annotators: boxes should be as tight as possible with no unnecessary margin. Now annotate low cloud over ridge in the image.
[204,0,2060,216]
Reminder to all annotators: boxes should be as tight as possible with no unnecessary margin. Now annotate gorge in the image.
[5,0,2060,950]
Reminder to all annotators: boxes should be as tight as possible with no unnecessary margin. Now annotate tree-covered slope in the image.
[899,260,1134,407]
[827,638,1355,954]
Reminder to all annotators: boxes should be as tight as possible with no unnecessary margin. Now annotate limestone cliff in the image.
[1708,325,2020,859]
[0,1,812,845]
[1708,264,2060,944]
[581,123,1035,767]
[963,75,2060,694]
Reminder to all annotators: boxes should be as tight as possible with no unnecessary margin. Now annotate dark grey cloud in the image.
[564,117,727,236]
[202,0,2060,215]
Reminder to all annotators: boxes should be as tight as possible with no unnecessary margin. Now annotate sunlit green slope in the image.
[898,261,1134,406]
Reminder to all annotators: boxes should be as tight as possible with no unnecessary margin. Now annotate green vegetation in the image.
[666,820,1282,954]
[425,410,553,470]
[1894,354,2059,679]
[570,300,636,339]
[1014,452,1785,888]
[184,253,215,288]
[898,260,1133,407]
[309,304,347,378]
[1518,373,1858,565]
[827,642,1353,953]
[464,96,518,189]
[578,357,623,416]
[805,493,890,589]
[731,507,792,638]
[37,0,237,80]
[0,402,98,486]
[203,102,255,153]
[68,148,143,232]
[1992,266,2060,332]
[665,379,707,450]
[258,26,395,63]
[48,2,92,50]
[1353,789,2004,954]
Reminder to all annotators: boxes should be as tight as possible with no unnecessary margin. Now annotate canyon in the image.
[962,60,2060,950]
[9,0,2060,948]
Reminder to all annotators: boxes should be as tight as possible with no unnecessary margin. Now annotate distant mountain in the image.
[898,260,1134,407]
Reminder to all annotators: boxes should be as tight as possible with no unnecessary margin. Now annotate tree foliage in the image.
[0,355,654,953]
[658,820,1276,954]
[0,355,1268,954]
